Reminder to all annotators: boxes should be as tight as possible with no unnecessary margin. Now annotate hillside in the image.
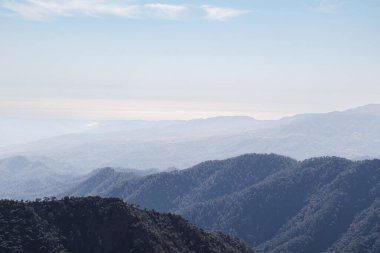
[0,156,79,199]
[62,166,162,197]
[0,156,159,200]
[0,196,254,253]
[66,154,380,253]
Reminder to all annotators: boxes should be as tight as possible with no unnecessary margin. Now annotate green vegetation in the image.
[68,154,380,253]
[0,196,254,253]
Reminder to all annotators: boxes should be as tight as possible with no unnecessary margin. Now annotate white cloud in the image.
[315,0,343,13]
[144,3,188,20]
[1,1,251,21]
[1,0,188,20]
[201,5,250,21]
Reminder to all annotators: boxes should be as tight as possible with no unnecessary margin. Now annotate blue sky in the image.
[0,0,379,120]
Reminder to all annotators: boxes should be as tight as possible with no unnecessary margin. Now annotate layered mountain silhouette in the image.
[0,196,253,253]
[63,167,158,197]
[1,105,379,252]
[66,154,380,253]
[1,104,380,173]
[0,156,79,199]
[0,156,160,200]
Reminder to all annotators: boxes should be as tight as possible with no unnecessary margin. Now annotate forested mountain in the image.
[0,197,254,253]
[66,154,380,253]
[2,104,380,173]
[62,167,158,197]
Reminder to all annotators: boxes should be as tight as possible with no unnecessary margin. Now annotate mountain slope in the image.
[62,167,157,197]
[0,156,79,199]
[0,197,254,253]
[181,157,380,253]
[325,198,380,253]
[255,159,380,252]
[66,154,380,253]
[71,154,295,212]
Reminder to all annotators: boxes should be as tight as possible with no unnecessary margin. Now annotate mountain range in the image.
[64,153,380,253]
[0,155,160,200]
[1,104,380,173]
[0,104,379,252]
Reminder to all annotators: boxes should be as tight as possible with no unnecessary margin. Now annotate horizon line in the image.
[0,97,378,121]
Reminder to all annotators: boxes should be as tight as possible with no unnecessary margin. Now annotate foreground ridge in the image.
[0,196,254,253]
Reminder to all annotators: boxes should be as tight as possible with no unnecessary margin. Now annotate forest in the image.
[0,196,254,253]
[65,154,380,253]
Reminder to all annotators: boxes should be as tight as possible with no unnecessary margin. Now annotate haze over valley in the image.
[0,0,379,252]
[1,104,380,174]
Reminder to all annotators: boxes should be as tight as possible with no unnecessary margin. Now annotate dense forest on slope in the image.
[69,154,296,211]
[66,154,380,253]
[62,167,158,197]
[0,197,254,253]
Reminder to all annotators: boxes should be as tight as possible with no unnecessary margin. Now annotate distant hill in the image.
[66,154,380,253]
[0,118,93,148]
[0,197,254,253]
[1,104,380,173]
[61,167,157,197]
[0,156,158,200]
[0,156,79,199]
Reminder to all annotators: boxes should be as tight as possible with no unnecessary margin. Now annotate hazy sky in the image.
[0,0,379,120]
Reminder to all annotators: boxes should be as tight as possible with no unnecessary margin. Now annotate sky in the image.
[0,0,379,120]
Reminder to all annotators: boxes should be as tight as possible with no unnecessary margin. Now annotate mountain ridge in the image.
[0,196,254,253]
[64,153,380,253]
[2,104,380,173]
